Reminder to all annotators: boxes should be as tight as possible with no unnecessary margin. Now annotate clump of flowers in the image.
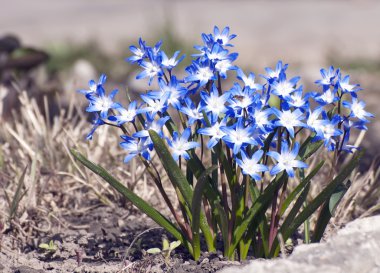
[72,26,373,260]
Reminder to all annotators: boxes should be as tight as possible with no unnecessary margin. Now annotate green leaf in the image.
[329,180,351,216]
[248,183,270,258]
[162,237,170,251]
[214,201,229,257]
[279,161,324,216]
[227,172,287,258]
[149,130,193,207]
[7,166,28,221]
[147,248,161,254]
[191,165,218,260]
[70,148,193,255]
[187,151,222,202]
[148,130,215,253]
[312,180,351,242]
[299,138,323,160]
[39,240,57,252]
[170,240,181,251]
[38,243,50,250]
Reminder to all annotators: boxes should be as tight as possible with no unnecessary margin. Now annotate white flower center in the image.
[276,81,293,96]
[216,60,231,73]
[323,124,335,138]
[95,96,113,111]
[198,67,213,81]
[279,153,293,167]
[147,63,161,77]
[351,102,365,118]
[281,111,296,126]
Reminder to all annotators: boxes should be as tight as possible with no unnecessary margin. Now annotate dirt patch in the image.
[0,205,243,273]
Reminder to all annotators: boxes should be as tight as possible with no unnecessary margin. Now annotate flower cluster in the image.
[75,26,373,261]
[79,26,373,179]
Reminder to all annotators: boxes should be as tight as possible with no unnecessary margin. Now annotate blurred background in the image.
[0,0,379,156]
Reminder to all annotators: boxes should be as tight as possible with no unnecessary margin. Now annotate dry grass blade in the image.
[4,166,28,221]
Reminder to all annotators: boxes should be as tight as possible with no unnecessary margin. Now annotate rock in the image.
[218,216,380,273]
[13,266,45,273]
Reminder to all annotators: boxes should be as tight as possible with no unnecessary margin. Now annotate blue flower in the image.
[285,86,309,111]
[85,88,121,119]
[236,69,263,90]
[206,43,229,62]
[342,97,374,122]
[160,50,185,70]
[272,108,305,137]
[120,135,152,163]
[215,53,238,78]
[86,113,105,140]
[313,114,343,151]
[221,118,258,154]
[249,105,274,132]
[227,83,259,116]
[200,33,215,52]
[267,141,308,178]
[127,38,148,63]
[167,128,200,161]
[338,118,360,153]
[136,51,163,85]
[179,98,204,125]
[108,101,146,125]
[338,75,362,94]
[212,26,237,47]
[78,74,107,95]
[140,91,170,115]
[262,60,288,81]
[198,117,227,149]
[156,76,188,109]
[200,84,230,120]
[306,107,328,135]
[236,150,268,181]
[271,72,300,99]
[133,114,170,140]
[315,66,340,86]
[313,86,339,105]
[184,60,215,87]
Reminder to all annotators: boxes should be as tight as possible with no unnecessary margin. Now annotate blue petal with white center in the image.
[236,150,268,181]
[167,128,200,161]
[267,141,308,178]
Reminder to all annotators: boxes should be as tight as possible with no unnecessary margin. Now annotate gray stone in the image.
[219,216,380,273]
[13,266,45,273]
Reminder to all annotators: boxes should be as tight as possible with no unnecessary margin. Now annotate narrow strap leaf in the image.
[8,166,28,220]
[192,165,218,260]
[70,148,193,254]
[187,150,222,202]
[248,183,270,257]
[299,138,323,160]
[148,130,215,252]
[312,180,351,242]
[214,201,229,256]
[279,161,324,216]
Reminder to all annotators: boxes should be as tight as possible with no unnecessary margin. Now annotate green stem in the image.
[304,201,310,244]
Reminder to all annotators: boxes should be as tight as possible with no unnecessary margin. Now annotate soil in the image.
[0,204,244,273]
